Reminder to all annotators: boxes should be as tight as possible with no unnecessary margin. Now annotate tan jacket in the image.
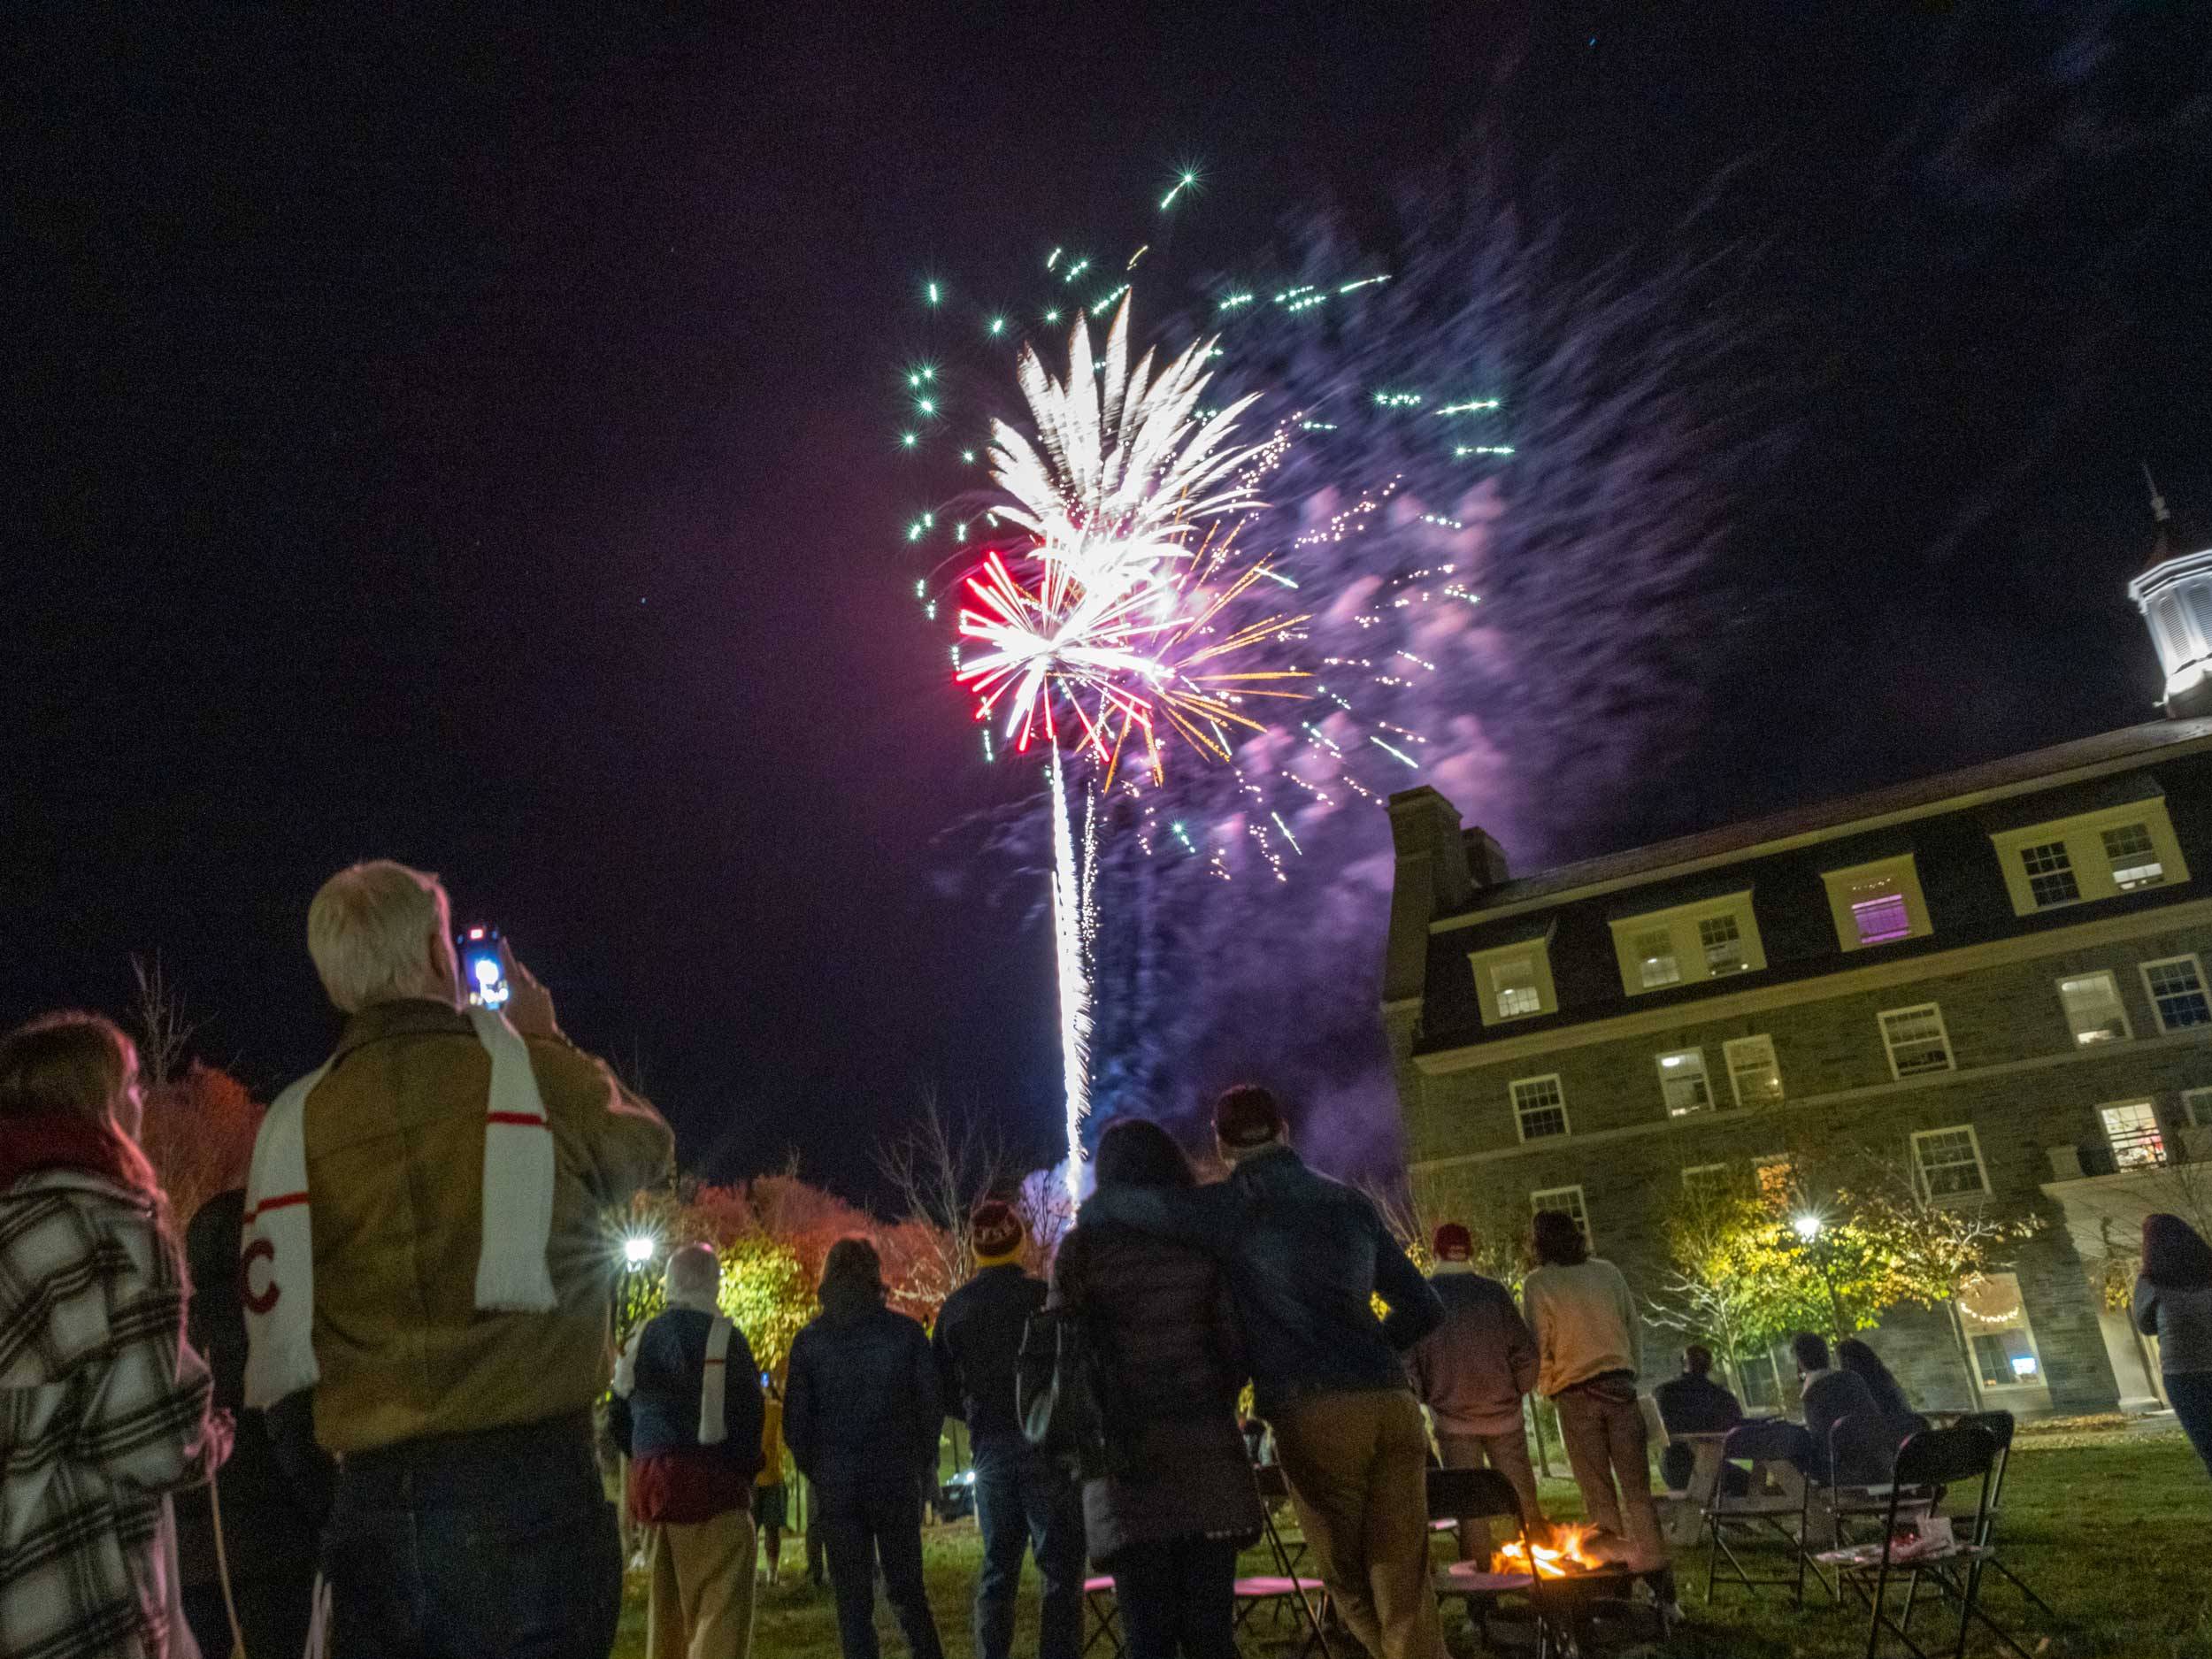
[300,1000,674,1455]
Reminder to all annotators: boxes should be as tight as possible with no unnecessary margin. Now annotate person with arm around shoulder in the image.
[244,860,675,1659]
[2134,1212,2212,1479]
[1520,1208,1678,1624]
[0,1011,233,1659]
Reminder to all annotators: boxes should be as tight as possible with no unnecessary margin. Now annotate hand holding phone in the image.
[499,939,561,1041]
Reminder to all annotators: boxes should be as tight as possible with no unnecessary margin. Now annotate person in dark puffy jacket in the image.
[786,1238,946,1659]
[933,1201,1084,1659]
[1055,1118,1261,1659]
[609,1243,766,1659]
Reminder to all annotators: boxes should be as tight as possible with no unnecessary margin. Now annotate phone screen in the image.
[457,926,509,1010]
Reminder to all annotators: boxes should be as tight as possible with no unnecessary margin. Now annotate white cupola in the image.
[2127,468,2212,719]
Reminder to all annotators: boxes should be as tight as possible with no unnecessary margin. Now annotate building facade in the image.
[1383,704,2212,1417]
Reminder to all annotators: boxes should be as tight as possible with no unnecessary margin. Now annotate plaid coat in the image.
[2,1167,220,1659]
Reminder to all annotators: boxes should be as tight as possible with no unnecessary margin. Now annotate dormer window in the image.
[1608,893,1764,997]
[1822,855,1932,951]
[1989,800,2190,918]
[1468,937,1558,1025]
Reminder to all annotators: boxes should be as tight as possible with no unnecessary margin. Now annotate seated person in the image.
[1653,1345,1746,1494]
[1791,1333,1888,1486]
[1836,1338,1930,1444]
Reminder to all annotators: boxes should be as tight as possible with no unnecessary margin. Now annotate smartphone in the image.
[457,926,510,1010]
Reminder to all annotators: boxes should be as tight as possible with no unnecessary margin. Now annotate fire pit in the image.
[1442,1525,1663,1655]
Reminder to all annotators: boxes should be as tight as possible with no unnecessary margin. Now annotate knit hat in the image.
[1432,1223,1473,1263]
[971,1200,1025,1264]
[1212,1084,1286,1151]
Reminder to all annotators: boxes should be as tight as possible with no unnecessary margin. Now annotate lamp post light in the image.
[1789,1211,1851,1340]
[614,1233,658,1340]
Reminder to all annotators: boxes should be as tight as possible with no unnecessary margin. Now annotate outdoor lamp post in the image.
[1790,1211,1851,1340]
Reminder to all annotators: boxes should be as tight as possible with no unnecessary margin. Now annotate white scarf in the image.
[611,1286,735,1446]
[242,1006,557,1409]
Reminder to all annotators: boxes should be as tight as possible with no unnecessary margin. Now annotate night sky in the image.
[10,5,2210,1202]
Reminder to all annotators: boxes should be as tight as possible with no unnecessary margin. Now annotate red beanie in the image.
[971,1200,1025,1263]
[1212,1085,1286,1150]
[1432,1223,1473,1263]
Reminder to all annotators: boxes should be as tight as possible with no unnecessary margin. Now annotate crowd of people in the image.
[5,856,2212,1659]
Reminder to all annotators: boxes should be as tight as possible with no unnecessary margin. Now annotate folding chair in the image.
[1426,1465,1556,1659]
[1082,1576,1125,1658]
[1812,1423,2004,1659]
[1803,1413,1932,1606]
[1939,1410,2055,1657]
[1701,1417,1816,1605]
[1233,1463,1333,1659]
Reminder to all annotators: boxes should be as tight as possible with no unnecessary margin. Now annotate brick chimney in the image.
[1384,787,1508,1006]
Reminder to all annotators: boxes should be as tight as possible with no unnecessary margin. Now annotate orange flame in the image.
[1493,1525,1598,1578]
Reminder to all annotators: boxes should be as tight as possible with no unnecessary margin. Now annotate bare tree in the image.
[875,1087,1023,1310]
[129,955,196,1090]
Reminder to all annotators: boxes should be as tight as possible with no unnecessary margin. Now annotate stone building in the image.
[1382,528,2212,1418]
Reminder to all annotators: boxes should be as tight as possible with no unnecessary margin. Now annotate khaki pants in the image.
[1271,1391,1446,1659]
[1551,1385,1668,1580]
[648,1507,757,1659]
[1436,1429,1544,1563]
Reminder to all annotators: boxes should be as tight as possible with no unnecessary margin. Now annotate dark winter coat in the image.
[1652,1371,1743,1439]
[1051,1217,1262,1565]
[609,1306,766,1471]
[932,1263,1046,1444]
[1799,1368,1890,1485]
[1404,1266,1539,1437]
[785,1288,941,1489]
[1079,1145,1444,1417]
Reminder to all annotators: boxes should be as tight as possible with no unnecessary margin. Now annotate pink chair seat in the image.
[1233,1576,1327,1596]
[1084,1577,1116,1594]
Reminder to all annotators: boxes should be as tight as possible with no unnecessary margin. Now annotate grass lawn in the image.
[615,1425,2212,1659]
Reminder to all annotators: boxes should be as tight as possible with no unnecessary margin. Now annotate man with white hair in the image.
[242,859,674,1659]
[611,1242,766,1659]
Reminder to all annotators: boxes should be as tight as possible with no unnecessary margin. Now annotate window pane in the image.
[1737,1349,1783,1413]
[1971,1330,2039,1387]
[1492,957,1541,1018]
[1512,1076,1569,1141]
[1881,1006,1953,1075]
[1725,1036,1784,1107]
[2101,1102,2166,1169]
[1531,1187,1590,1248]
[1634,929,1680,988]
[1699,912,1748,974]
[2185,1089,2212,1130]
[2058,972,2128,1045]
[2020,841,2080,907]
[1658,1048,1714,1116]
[1915,1127,1985,1197]
[2146,958,2212,1030]
[1851,890,1912,945]
[2101,822,2165,891]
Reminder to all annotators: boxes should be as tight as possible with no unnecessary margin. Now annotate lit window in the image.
[1634,929,1680,988]
[1493,957,1541,1019]
[1531,1185,1591,1248]
[1733,1346,1785,1413]
[1699,913,1748,975]
[1511,1075,1570,1141]
[2141,956,2212,1033]
[2183,1087,2212,1130]
[1912,1125,1988,1199]
[1723,1035,1784,1108]
[2056,971,2131,1046]
[1879,1003,1955,1079]
[1823,855,1932,951]
[1960,1272,2042,1387]
[2019,841,2080,908]
[2102,822,2166,891]
[1656,1048,1716,1117]
[2100,1101,2166,1169]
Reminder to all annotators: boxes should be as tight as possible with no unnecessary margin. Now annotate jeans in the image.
[1552,1383,1675,1603]
[971,1433,1087,1659]
[324,1412,621,1659]
[817,1474,947,1659]
[1110,1536,1240,1659]
[1437,1429,1544,1562]
[2169,1371,2212,1479]
[1270,1389,1447,1659]
[182,1573,317,1659]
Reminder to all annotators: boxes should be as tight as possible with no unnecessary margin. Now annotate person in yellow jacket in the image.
[757,1362,791,1585]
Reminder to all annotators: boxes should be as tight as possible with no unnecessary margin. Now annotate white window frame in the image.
[2139,954,2212,1034]
[1911,1124,1990,1201]
[1655,1047,1717,1117]
[1530,1184,1592,1248]
[1510,1074,1571,1143]
[1959,1271,2047,1393]
[1722,1034,1784,1109]
[2055,969,2132,1047]
[1989,800,2192,917]
[1822,854,1933,952]
[1878,1002,1955,1080]
[1469,939,1558,1027]
[1632,927,1681,989]
[2097,1099,2167,1169]
[1607,892,1765,997]
[2100,820,2168,892]
[1681,1163,1729,1196]
[2184,1087,2212,1130]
